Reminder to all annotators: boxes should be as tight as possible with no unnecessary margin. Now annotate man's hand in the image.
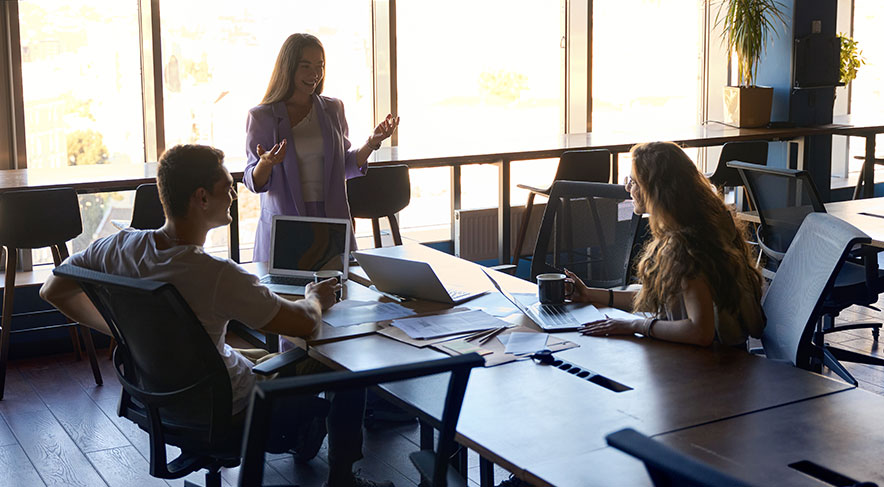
[306,277,339,311]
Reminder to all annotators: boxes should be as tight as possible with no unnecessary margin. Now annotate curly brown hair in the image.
[630,142,763,327]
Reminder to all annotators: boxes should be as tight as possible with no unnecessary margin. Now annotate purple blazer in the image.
[244,95,367,262]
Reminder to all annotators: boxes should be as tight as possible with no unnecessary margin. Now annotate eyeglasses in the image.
[624,175,636,189]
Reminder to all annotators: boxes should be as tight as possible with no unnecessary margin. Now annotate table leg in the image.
[479,457,495,487]
[498,159,511,265]
[864,134,877,199]
[229,197,240,263]
[419,419,434,451]
[450,165,462,243]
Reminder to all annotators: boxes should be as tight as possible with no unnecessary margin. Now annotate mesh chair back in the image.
[728,161,825,260]
[606,428,755,487]
[707,141,769,189]
[130,184,166,230]
[239,353,484,487]
[0,187,82,250]
[52,264,232,448]
[347,165,410,219]
[554,149,611,184]
[530,181,641,287]
[762,213,870,368]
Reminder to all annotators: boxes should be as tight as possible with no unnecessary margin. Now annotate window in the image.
[160,0,373,259]
[18,0,144,263]
[847,2,884,175]
[395,1,564,237]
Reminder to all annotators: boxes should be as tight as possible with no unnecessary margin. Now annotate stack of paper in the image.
[392,309,509,340]
[322,300,416,328]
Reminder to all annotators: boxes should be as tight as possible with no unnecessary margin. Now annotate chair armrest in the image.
[516,183,550,195]
[489,264,517,275]
[252,347,308,376]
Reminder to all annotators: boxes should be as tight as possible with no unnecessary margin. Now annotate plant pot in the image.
[723,86,773,128]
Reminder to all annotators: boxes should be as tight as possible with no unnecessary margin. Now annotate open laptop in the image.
[353,252,486,304]
[258,216,351,295]
[481,269,605,332]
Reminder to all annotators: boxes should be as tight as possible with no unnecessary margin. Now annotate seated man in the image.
[40,144,391,487]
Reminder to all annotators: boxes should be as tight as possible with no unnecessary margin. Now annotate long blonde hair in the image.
[261,33,325,104]
[631,142,763,325]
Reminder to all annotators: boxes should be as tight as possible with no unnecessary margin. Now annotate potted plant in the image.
[838,33,865,85]
[716,0,788,128]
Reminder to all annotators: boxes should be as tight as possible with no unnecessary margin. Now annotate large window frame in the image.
[6,1,865,257]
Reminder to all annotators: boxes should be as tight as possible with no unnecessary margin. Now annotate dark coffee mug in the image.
[314,270,344,301]
[537,273,572,304]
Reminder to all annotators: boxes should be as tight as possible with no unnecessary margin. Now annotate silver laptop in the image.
[259,216,351,295]
[481,269,604,332]
[353,252,486,304]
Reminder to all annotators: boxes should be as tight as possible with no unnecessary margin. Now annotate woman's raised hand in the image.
[369,114,400,146]
[256,139,287,167]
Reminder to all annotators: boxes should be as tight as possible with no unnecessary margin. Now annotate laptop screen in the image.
[269,217,350,276]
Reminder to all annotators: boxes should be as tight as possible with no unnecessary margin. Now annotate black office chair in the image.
[760,212,884,386]
[347,165,410,248]
[512,149,611,265]
[529,181,642,287]
[606,428,755,487]
[111,183,165,231]
[239,353,485,487]
[730,160,884,345]
[0,187,102,400]
[706,141,768,203]
[52,263,314,487]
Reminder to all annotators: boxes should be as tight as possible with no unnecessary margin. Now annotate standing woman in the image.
[244,33,399,262]
[566,141,765,347]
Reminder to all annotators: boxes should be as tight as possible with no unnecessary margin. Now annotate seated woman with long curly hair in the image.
[566,141,765,346]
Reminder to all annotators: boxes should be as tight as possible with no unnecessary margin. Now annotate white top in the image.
[291,108,325,203]
[67,229,284,413]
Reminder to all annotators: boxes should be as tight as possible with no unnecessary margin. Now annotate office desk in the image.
[740,196,884,247]
[309,245,853,486]
[367,114,884,263]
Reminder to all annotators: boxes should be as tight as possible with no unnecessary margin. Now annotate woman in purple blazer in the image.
[244,33,398,262]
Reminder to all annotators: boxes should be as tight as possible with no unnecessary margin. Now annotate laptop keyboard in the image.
[447,289,471,300]
[259,275,313,287]
[528,303,580,328]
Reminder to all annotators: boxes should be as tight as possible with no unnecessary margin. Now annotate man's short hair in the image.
[157,144,226,219]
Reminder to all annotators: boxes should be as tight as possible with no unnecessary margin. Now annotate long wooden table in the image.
[306,244,854,486]
[2,115,882,266]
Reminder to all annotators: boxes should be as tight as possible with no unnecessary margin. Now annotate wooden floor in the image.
[2,306,884,487]
[0,345,514,487]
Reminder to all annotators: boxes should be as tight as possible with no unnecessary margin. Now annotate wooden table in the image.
[307,245,854,486]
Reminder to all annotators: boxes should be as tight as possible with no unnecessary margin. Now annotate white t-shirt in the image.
[291,107,325,202]
[67,229,284,413]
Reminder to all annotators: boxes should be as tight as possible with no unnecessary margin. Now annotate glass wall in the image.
[847,2,884,174]
[18,0,144,263]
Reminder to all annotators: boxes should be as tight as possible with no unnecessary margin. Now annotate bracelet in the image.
[607,289,614,307]
[367,138,382,151]
[645,318,658,338]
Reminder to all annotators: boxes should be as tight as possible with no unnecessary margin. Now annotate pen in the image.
[478,326,508,346]
[859,212,884,220]
[369,285,409,303]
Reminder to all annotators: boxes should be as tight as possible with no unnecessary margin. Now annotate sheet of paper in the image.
[595,307,646,321]
[392,310,508,340]
[502,332,549,355]
[322,300,416,327]
[467,292,537,317]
